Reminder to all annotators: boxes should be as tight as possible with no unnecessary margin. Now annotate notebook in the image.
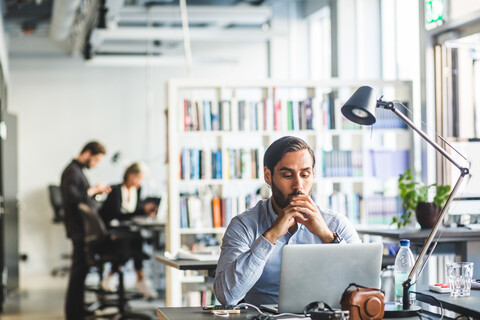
[261,242,383,314]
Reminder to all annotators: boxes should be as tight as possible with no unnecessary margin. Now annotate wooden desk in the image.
[155,254,217,271]
[417,286,480,319]
[356,226,480,243]
[356,227,480,278]
[156,307,257,320]
[155,306,447,320]
[155,254,218,278]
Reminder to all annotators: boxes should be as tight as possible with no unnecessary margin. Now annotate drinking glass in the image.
[446,262,474,297]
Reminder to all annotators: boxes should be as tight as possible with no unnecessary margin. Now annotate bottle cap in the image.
[400,239,410,246]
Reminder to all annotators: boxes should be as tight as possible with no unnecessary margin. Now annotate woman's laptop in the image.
[261,242,383,314]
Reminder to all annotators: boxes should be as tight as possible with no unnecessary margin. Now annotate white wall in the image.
[337,0,381,79]
[8,35,268,277]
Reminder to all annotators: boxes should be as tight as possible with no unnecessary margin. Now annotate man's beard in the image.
[271,180,311,209]
[85,158,92,169]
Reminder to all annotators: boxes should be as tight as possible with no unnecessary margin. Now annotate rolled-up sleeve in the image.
[213,216,275,305]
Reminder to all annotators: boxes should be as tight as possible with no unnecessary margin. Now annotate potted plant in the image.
[392,168,451,229]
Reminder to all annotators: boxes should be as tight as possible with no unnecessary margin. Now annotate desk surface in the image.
[155,254,217,271]
[356,226,480,243]
[417,287,480,319]
[155,306,446,320]
[156,307,257,320]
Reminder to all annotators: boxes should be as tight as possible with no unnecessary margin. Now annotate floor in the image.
[0,272,165,320]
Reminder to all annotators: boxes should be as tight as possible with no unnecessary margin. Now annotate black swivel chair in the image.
[48,185,71,276]
[78,202,151,319]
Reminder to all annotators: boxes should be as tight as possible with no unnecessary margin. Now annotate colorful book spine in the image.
[212,197,222,228]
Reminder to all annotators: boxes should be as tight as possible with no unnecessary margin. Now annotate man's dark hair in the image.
[80,141,106,156]
[263,136,315,174]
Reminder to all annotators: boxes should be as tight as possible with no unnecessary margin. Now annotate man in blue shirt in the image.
[213,136,360,306]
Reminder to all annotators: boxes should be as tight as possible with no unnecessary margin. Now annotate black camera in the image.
[310,310,349,320]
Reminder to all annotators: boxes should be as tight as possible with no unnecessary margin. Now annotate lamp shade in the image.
[341,86,377,125]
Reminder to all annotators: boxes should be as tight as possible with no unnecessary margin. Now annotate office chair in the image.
[48,185,71,276]
[78,202,152,319]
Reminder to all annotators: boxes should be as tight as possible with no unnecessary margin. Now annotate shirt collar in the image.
[72,159,86,169]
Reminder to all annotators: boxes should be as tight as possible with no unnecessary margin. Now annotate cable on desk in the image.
[235,303,307,319]
[412,291,445,320]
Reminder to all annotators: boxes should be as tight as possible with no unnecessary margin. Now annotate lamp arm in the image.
[401,173,467,309]
[378,100,470,310]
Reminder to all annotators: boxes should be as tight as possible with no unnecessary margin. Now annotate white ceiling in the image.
[4,0,275,62]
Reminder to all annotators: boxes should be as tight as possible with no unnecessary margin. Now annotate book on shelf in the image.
[191,100,200,131]
[327,191,362,224]
[264,98,274,131]
[322,150,359,177]
[179,192,264,229]
[181,97,325,132]
[181,148,191,179]
[181,93,405,132]
[372,103,409,129]
[221,101,231,131]
[180,147,261,180]
[180,196,189,228]
[369,150,410,178]
[365,194,402,225]
[211,100,220,131]
[202,195,214,229]
[186,196,205,229]
[203,100,212,131]
[212,150,222,179]
[212,196,222,228]
[182,100,191,131]
[230,98,239,131]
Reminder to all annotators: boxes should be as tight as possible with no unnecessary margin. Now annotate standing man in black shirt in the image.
[61,141,111,320]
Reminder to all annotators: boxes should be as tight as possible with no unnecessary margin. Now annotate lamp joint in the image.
[376,98,394,110]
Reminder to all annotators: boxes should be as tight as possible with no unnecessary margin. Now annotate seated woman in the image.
[99,162,158,299]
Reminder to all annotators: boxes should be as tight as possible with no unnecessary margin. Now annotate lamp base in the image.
[384,302,421,318]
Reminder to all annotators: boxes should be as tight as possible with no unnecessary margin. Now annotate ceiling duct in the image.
[49,0,83,40]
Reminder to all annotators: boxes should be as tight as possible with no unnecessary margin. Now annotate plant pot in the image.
[415,202,440,229]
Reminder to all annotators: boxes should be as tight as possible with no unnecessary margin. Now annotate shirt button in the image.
[263,248,267,253]
[250,271,253,275]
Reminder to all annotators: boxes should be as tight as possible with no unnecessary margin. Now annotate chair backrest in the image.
[78,203,109,247]
[48,185,65,223]
[78,203,133,267]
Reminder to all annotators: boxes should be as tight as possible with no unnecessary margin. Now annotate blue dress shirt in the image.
[213,198,360,306]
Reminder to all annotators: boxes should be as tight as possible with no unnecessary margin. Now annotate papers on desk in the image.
[166,248,219,261]
[467,224,480,230]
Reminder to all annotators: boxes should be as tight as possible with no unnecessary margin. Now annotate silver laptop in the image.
[262,242,383,314]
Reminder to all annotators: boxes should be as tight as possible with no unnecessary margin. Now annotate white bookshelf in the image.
[165,78,413,306]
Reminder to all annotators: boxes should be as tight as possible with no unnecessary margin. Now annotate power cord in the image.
[412,291,445,320]
[235,302,319,319]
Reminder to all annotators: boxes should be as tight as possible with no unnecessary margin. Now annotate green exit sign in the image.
[425,0,445,28]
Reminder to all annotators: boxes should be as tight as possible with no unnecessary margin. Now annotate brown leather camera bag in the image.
[340,283,384,320]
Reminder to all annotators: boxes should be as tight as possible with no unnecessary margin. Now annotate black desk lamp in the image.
[341,86,470,317]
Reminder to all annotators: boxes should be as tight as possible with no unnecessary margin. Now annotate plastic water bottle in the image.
[394,239,416,305]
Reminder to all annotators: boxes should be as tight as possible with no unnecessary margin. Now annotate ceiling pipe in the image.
[49,0,82,41]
